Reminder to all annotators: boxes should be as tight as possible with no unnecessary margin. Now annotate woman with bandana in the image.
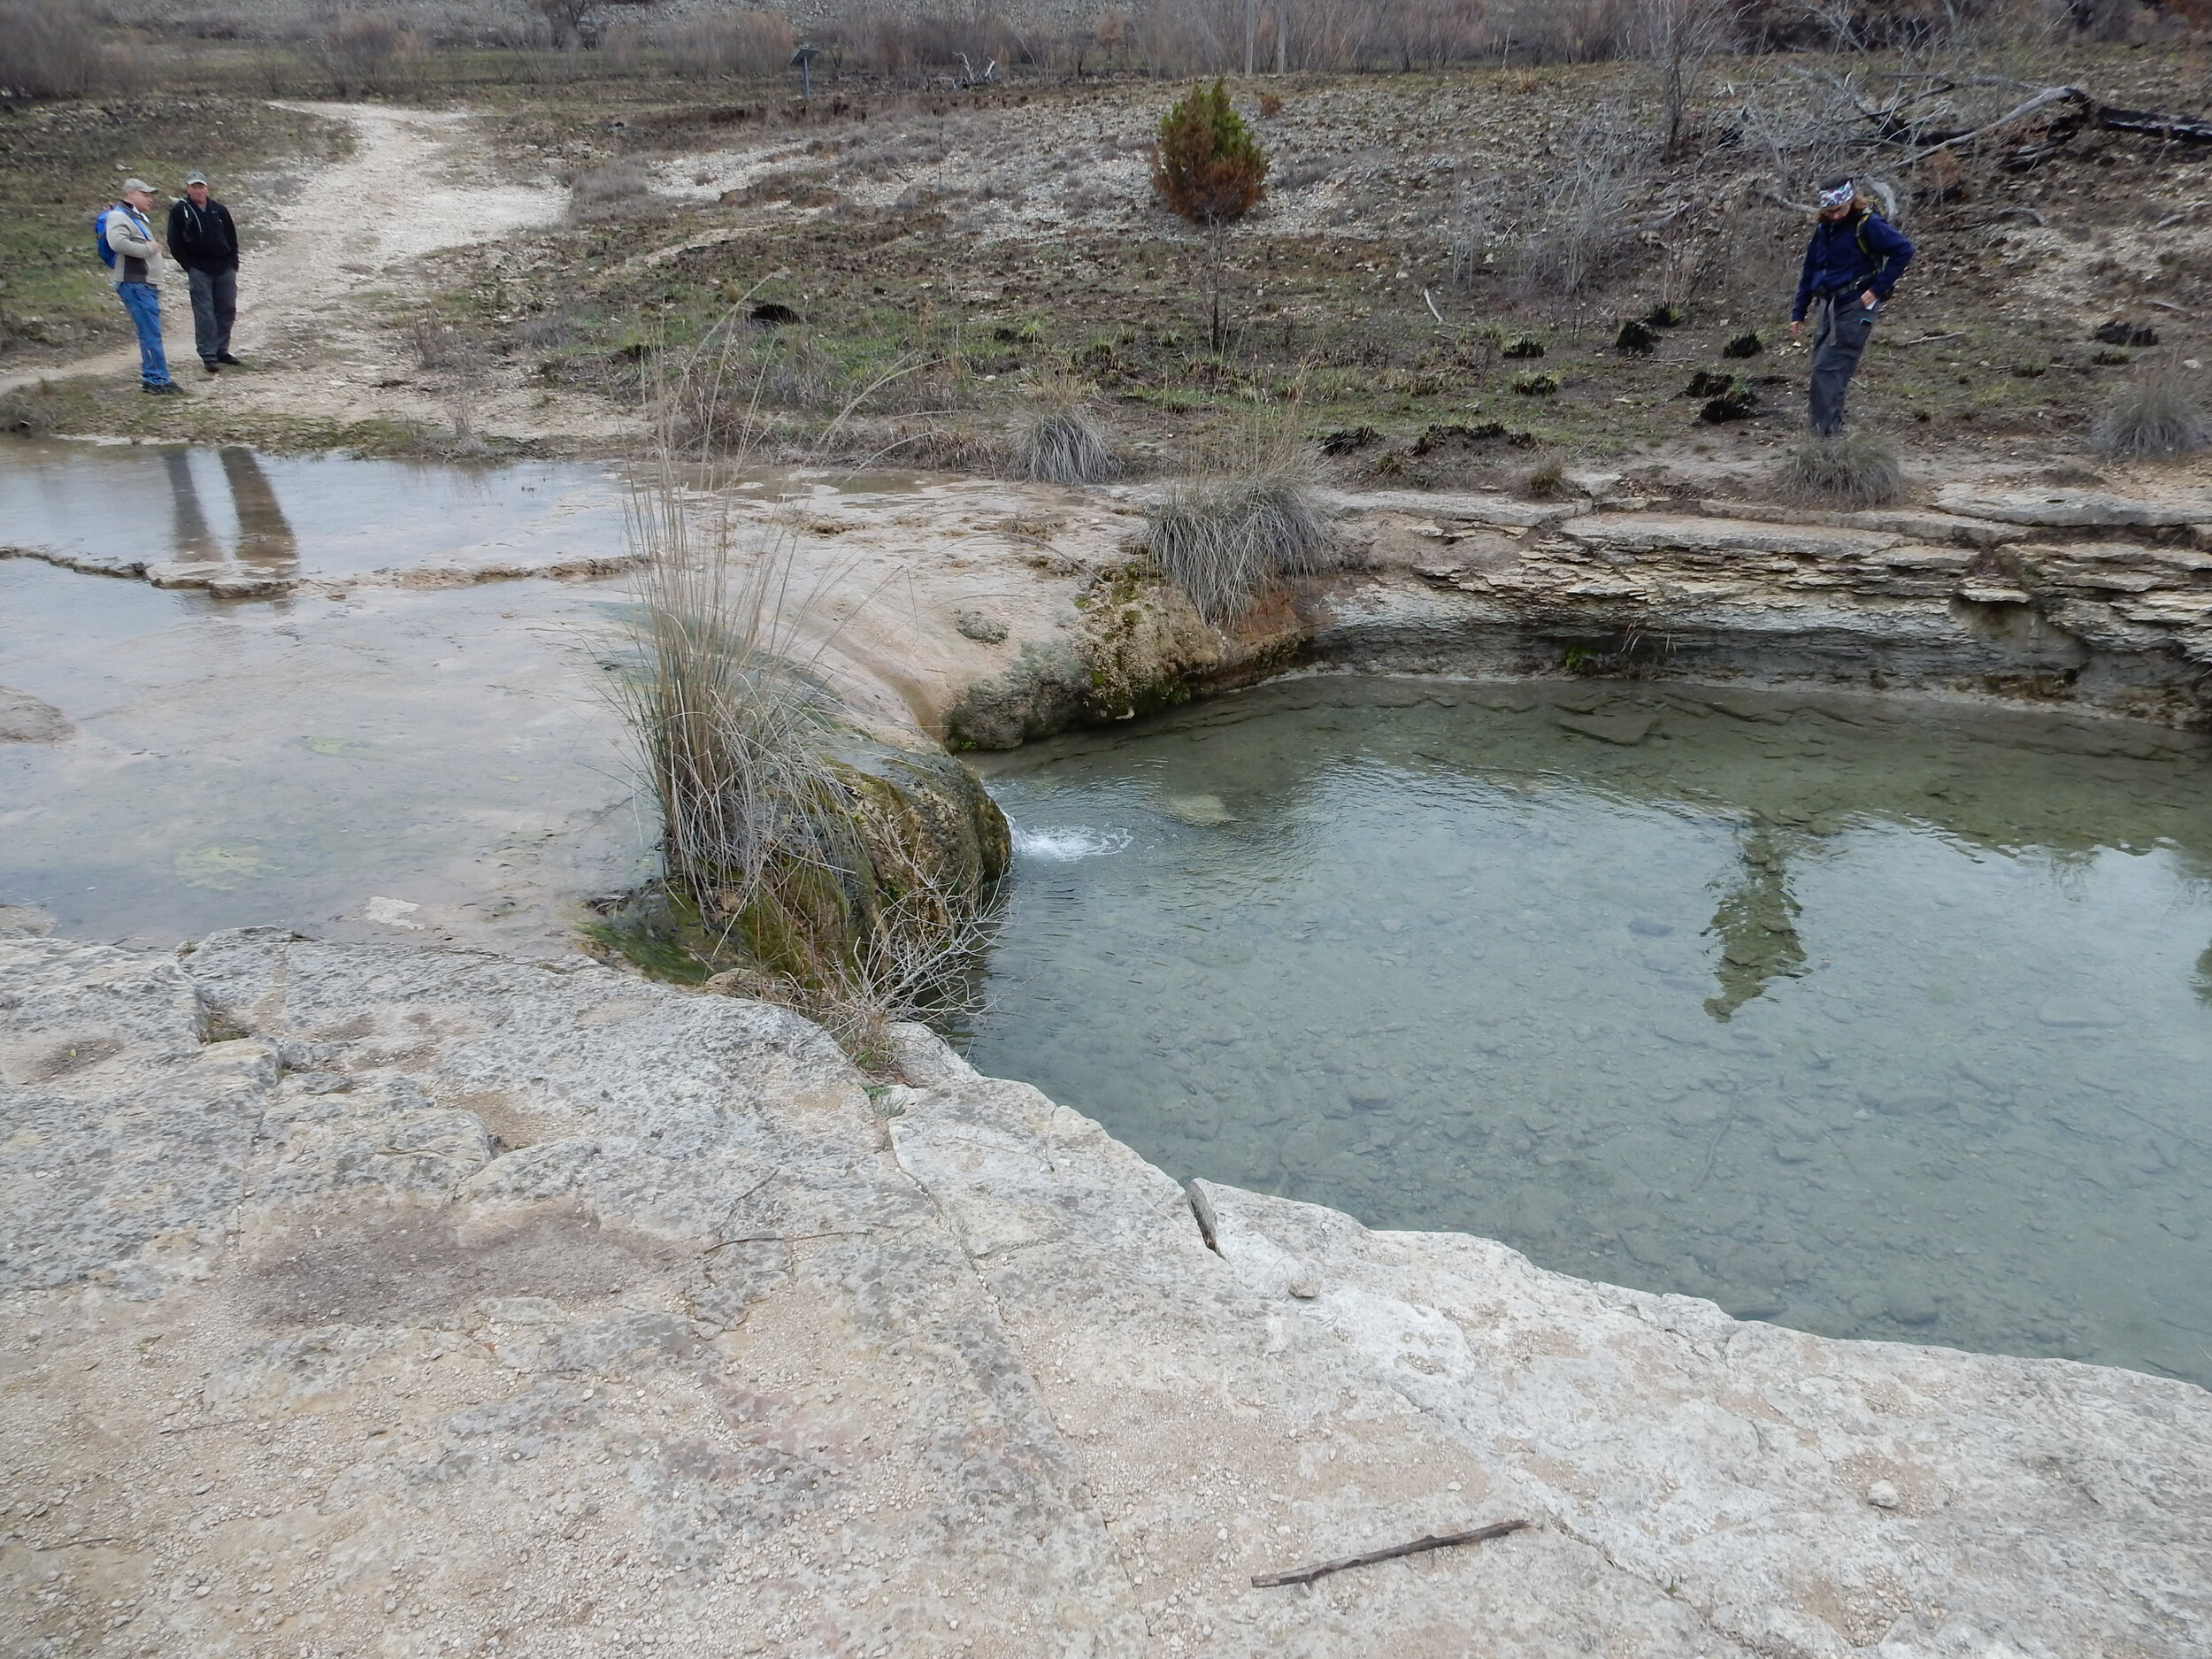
[1789,177,1915,436]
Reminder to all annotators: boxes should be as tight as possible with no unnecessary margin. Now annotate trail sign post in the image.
[791,43,819,102]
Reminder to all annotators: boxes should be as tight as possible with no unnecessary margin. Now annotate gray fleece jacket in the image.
[103,204,164,288]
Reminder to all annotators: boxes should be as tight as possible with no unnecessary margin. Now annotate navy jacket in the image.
[1792,210,1913,321]
[166,197,240,274]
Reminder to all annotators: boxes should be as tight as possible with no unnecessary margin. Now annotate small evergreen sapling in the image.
[1151,80,1269,351]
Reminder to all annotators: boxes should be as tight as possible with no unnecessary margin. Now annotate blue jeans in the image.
[117,280,171,387]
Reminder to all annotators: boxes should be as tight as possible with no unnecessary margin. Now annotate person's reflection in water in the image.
[1703,825,1810,1021]
[162,449,219,562]
[218,447,298,572]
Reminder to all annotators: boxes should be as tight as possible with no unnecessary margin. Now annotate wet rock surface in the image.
[4,929,2209,1656]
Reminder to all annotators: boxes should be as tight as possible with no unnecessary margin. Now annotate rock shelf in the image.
[3,926,2208,1656]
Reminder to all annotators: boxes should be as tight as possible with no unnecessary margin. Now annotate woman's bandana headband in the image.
[1817,181,1857,210]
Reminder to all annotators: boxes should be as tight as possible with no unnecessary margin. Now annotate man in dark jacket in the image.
[1789,178,1914,435]
[167,171,242,374]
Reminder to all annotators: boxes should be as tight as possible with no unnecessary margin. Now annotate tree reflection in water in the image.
[1701,824,1812,1021]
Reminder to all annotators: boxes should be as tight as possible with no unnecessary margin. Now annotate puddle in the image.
[967,677,2212,1389]
[0,437,628,583]
[0,555,644,952]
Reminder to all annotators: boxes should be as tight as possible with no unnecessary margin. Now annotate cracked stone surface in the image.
[4,927,2209,1656]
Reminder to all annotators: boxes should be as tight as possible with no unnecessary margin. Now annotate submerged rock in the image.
[0,685,72,744]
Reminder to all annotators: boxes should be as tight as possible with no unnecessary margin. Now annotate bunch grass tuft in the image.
[2093,354,2208,459]
[1776,430,1903,509]
[1145,403,1339,625]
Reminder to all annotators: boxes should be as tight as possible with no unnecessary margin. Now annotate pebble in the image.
[1286,1270,1321,1300]
[1865,1481,1901,1509]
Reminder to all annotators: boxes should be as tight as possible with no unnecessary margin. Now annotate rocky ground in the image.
[4,924,2208,1658]
[4,44,2208,480]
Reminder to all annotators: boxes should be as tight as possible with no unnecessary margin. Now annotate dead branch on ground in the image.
[1250,1519,1532,1588]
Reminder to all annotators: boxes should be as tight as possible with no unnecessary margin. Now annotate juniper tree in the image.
[1151,80,1269,352]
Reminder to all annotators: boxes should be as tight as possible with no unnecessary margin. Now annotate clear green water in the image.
[966,678,2212,1389]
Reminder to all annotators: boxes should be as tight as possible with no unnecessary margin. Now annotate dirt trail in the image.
[1,103,626,437]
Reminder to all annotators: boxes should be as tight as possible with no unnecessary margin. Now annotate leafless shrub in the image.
[1513,116,1638,300]
[0,0,120,98]
[1146,406,1341,624]
[661,11,797,78]
[1777,430,1903,508]
[302,14,420,97]
[1634,0,1738,157]
[2092,354,2208,459]
[569,160,665,226]
[513,309,578,349]
[409,313,464,371]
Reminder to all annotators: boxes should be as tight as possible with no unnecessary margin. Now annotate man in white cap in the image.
[167,170,242,374]
[98,180,179,395]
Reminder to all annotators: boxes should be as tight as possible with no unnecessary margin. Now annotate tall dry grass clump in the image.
[1145,405,1338,624]
[1776,430,1903,509]
[2093,354,2208,459]
[609,329,999,1061]
[1015,377,1112,484]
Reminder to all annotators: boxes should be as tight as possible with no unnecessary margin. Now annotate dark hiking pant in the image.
[188,266,236,365]
[1809,295,1879,435]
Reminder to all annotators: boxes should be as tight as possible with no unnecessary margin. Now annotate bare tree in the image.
[534,0,594,50]
[1636,0,1739,157]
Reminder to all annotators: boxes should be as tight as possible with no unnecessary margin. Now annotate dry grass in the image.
[568,160,664,227]
[1014,379,1112,484]
[1145,404,1339,624]
[610,335,999,1063]
[1776,431,1904,508]
[2093,354,2208,459]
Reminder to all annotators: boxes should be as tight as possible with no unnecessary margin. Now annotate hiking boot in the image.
[215,352,243,366]
[142,382,181,396]
[203,360,221,375]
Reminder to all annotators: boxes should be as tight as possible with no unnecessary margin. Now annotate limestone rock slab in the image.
[1561,514,1901,561]
[1933,487,2212,530]
[1196,1178,2212,1659]
[4,933,2209,1657]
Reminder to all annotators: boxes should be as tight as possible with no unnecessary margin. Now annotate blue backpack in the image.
[94,206,119,268]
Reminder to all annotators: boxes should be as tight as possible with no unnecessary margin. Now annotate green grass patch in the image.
[0,96,351,365]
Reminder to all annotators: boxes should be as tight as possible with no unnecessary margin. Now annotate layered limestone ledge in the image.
[938,483,2212,748]
[4,927,2208,1656]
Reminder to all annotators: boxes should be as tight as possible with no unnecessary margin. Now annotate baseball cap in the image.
[120,177,154,195]
[184,171,208,187]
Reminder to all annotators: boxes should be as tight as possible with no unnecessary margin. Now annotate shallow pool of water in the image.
[967,678,2212,1388]
[0,556,642,951]
[0,438,630,580]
